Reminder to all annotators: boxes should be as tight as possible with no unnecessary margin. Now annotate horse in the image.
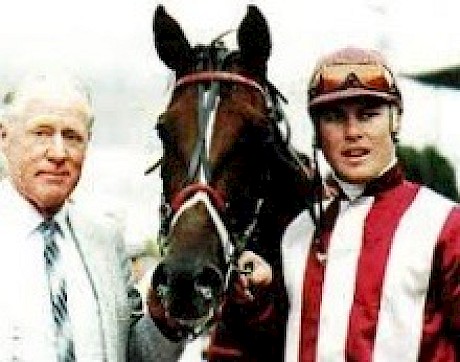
[149,4,315,359]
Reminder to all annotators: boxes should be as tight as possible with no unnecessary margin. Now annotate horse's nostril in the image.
[194,264,225,299]
[195,284,213,300]
[157,283,170,299]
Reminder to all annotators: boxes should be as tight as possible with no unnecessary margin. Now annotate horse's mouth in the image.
[173,305,216,338]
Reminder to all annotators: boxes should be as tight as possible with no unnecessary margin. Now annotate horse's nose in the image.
[151,262,225,299]
[150,260,225,320]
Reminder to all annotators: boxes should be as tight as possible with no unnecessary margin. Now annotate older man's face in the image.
[1,98,90,216]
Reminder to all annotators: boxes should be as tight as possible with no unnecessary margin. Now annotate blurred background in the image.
[1,0,459,254]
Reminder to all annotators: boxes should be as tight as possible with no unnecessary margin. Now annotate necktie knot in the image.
[40,219,60,237]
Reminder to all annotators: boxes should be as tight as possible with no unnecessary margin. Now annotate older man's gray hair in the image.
[2,72,94,131]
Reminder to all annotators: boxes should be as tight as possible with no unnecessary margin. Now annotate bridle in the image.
[157,47,290,289]
[153,39,314,339]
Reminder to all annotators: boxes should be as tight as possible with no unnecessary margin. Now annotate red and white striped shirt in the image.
[282,166,460,361]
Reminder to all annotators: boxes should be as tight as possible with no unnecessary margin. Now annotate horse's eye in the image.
[157,126,174,147]
[156,113,172,140]
[156,122,166,138]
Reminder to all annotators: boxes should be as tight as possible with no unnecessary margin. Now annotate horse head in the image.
[150,4,312,340]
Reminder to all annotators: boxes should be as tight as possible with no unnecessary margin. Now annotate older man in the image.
[0,73,182,361]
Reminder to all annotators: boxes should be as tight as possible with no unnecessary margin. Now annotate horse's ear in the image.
[237,5,271,73]
[153,5,193,74]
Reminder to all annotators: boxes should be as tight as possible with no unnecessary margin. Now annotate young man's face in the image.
[316,98,397,184]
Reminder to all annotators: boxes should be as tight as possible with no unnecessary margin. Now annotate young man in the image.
[0,73,181,361]
[282,47,460,360]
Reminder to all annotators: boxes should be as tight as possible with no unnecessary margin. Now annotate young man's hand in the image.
[231,250,273,304]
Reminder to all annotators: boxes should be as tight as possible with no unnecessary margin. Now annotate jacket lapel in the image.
[65,204,120,361]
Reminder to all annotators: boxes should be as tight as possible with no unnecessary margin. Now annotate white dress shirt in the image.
[0,180,104,361]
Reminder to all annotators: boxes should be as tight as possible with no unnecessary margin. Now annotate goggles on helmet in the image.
[308,63,400,108]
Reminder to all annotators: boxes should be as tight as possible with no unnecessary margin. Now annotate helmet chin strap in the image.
[389,104,401,143]
[312,144,324,242]
[311,118,324,240]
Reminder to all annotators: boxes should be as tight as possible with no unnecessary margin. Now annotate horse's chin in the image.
[170,305,216,339]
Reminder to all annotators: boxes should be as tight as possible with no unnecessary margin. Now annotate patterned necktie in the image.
[41,220,76,362]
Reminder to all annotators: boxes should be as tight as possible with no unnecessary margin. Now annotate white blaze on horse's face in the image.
[202,91,220,184]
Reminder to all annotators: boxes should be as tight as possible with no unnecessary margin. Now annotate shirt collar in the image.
[1,178,69,236]
[51,205,68,237]
[332,157,401,201]
[334,177,364,201]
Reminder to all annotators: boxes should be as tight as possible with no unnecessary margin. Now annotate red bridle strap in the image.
[176,71,265,94]
[171,183,226,213]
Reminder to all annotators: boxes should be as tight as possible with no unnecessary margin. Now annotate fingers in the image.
[228,251,273,305]
[237,250,273,287]
[232,276,255,303]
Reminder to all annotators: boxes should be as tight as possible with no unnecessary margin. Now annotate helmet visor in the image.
[309,63,397,100]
